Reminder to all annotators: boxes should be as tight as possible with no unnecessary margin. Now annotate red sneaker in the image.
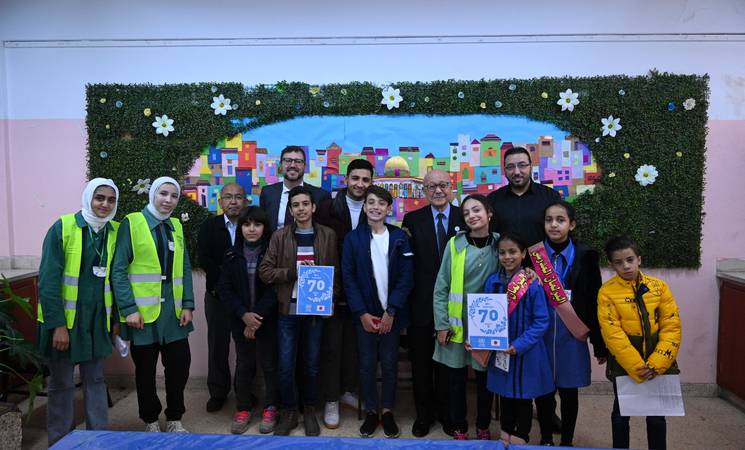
[477,428,491,440]
[453,430,469,440]
[231,410,251,435]
[260,406,278,434]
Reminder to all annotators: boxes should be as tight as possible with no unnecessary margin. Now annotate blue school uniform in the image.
[484,269,553,399]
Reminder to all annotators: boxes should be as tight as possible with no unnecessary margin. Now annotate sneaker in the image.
[144,421,161,432]
[230,410,251,435]
[303,406,320,436]
[339,391,359,409]
[274,409,299,436]
[322,401,339,429]
[165,420,188,433]
[359,411,378,438]
[206,397,225,413]
[453,430,468,440]
[381,411,400,438]
[259,406,279,434]
[477,428,491,440]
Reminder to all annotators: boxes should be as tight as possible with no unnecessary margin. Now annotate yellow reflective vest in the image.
[123,212,184,323]
[447,239,466,343]
[37,214,118,331]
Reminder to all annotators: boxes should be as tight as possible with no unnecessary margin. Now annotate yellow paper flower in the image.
[309,86,321,96]
[99,98,107,104]
[608,172,616,178]
[541,92,548,99]
[255,100,261,106]
[105,124,110,129]
[676,151,683,157]
[480,102,487,109]
[623,153,630,159]
[143,108,152,117]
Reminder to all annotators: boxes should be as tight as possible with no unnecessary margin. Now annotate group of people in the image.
[37,145,682,449]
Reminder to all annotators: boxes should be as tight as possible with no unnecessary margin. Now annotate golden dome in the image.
[384,156,410,177]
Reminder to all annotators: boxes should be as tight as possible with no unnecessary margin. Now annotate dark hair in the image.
[347,158,374,177]
[280,145,306,162]
[288,185,315,205]
[544,200,576,222]
[236,206,271,241]
[461,194,493,215]
[604,235,640,260]
[364,185,392,205]
[497,232,528,252]
[503,146,532,165]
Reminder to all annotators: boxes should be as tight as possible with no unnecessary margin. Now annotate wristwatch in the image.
[385,307,396,317]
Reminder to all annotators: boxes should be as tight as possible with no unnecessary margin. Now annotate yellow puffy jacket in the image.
[597,272,682,382]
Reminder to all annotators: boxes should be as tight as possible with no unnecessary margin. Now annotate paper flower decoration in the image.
[99,98,106,104]
[667,102,676,111]
[494,101,503,108]
[424,96,430,103]
[323,101,330,108]
[557,89,580,112]
[340,88,348,96]
[480,102,486,109]
[143,108,152,117]
[508,84,517,91]
[181,213,190,223]
[541,92,548,99]
[623,152,630,159]
[99,151,108,158]
[132,178,151,195]
[152,115,174,136]
[608,172,616,178]
[309,86,321,96]
[618,89,626,96]
[676,151,683,157]
[457,91,465,99]
[210,94,232,115]
[635,164,658,186]
[381,86,403,110]
[115,100,123,108]
[255,100,261,106]
[683,98,696,110]
[210,86,218,93]
[601,115,622,137]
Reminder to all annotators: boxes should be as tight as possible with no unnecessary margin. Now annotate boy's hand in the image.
[378,312,394,334]
[179,309,193,327]
[126,312,144,329]
[505,345,517,355]
[360,313,381,333]
[635,364,657,381]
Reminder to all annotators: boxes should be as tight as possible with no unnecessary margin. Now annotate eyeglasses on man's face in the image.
[221,194,245,202]
[424,182,451,192]
[282,157,305,166]
[504,162,531,172]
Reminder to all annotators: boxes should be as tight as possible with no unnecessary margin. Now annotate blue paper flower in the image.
[457,91,465,99]
[618,89,626,96]
[115,100,123,108]
[323,101,330,108]
[508,84,517,91]
[667,101,676,111]
[99,151,108,158]
[494,100,503,108]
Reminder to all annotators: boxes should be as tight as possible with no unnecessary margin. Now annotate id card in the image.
[92,266,107,278]
[494,351,510,372]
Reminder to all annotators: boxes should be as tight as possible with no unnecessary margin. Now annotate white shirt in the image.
[346,196,364,230]
[224,214,237,245]
[278,181,304,229]
[370,228,390,311]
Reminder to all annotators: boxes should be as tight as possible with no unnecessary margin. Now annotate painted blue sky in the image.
[240,114,571,156]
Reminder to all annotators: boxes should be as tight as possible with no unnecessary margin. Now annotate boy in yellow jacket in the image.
[597,236,681,450]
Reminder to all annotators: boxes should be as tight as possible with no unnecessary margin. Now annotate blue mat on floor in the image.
[52,430,605,449]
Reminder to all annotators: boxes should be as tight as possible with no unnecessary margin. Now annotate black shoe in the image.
[441,420,455,437]
[359,411,378,438]
[411,418,432,438]
[551,413,562,434]
[206,397,225,413]
[274,409,299,436]
[381,411,400,438]
[303,406,320,436]
[540,439,555,446]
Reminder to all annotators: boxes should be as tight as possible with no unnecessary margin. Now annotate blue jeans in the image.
[276,315,323,409]
[612,382,666,449]
[356,323,401,413]
[46,357,108,446]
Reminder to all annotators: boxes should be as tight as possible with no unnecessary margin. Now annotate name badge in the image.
[92,266,107,278]
[168,241,175,251]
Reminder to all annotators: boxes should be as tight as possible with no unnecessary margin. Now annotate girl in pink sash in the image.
[535,201,608,446]
[484,233,552,445]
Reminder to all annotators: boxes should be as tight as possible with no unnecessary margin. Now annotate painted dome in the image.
[383,156,410,177]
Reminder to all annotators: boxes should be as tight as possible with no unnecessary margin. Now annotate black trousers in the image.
[130,338,191,423]
[500,396,533,442]
[205,291,234,400]
[232,318,279,411]
[536,388,579,444]
[320,305,359,402]
[447,367,493,432]
[408,323,449,424]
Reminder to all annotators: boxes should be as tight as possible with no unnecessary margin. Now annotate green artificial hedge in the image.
[86,71,708,268]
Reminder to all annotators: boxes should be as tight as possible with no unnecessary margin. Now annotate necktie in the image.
[283,192,293,228]
[437,213,447,259]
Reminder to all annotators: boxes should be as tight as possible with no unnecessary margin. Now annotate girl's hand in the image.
[505,345,517,355]
[126,312,144,329]
[179,309,193,327]
[464,341,473,352]
[436,330,451,346]
[52,326,70,352]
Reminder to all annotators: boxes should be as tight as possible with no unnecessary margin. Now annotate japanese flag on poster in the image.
[296,265,334,317]
[467,293,509,351]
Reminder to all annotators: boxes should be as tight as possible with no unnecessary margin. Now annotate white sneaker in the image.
[340,391,359,410]
[323,401,340,429]
[144,421,161,432]
[165,420,188,433]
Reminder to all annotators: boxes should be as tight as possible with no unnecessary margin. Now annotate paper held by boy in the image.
[617,375,685,417]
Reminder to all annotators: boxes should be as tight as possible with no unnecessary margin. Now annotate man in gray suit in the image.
[259,145,331,231]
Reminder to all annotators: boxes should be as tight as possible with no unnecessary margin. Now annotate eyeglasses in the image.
[424,182,451,192]
[221,194,245,202]
[504,162,531,171]
[281,158,305,165]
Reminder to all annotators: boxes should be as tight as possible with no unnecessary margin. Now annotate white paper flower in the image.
[132,178,151,195]
[601,115,622,137]
[557,89,580,112]
[635,164,658,186]
[152,115,175,137]
[181,212,190,222]
[683,98,696,111]
[381,86,403,110]
[210,94,232,115]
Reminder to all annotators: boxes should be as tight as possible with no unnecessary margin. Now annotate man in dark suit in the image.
[260,145,331,231]
[197,182,248,412]
[401,169,465,437]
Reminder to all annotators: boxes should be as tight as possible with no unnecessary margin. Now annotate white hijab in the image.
[145,176,180,221]
[81,178,119,233]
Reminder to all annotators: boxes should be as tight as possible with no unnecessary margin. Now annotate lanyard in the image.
[87,225,107,266]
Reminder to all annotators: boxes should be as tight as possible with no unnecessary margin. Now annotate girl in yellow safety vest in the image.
[37,178,119,447]
[111,176,195,433]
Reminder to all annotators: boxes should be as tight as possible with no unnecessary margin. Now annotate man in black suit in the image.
[401,169,465,437]
[197,182,248,412]
[259,145,331,231]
